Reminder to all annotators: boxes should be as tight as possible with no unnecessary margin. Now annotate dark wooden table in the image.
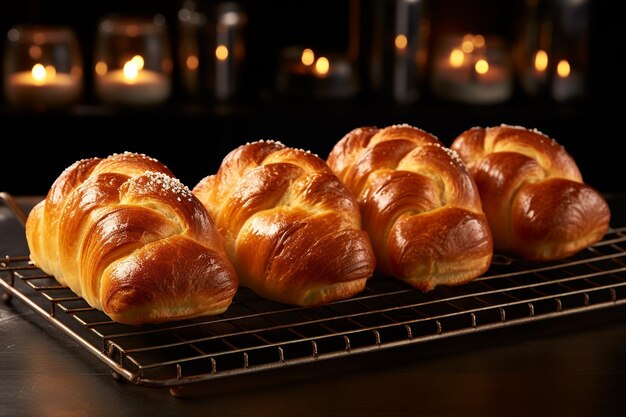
[2,195,626,417]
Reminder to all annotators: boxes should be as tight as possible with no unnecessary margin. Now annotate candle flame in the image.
[472,34,485,49]
[216,45,229,61]
[31,63,47,84]
[557,59,570,78]
[186,55,199,70]
[301,48,315,66]
[461,34,485,54]
[395,34,408,50]
[449,48,464,68]
[461,34,475,53]
[534,50,548,72]
[95,61,108,76]
[131,55,144,71]
[475,59,489,74]
[315,56,329,76]
[123,60,139,81]
[121,55,145,82]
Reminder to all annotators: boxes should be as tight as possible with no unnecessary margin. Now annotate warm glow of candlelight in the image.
[461,34,485,53]
[472,34,485,48]
[95,61,108,75]
[123,59,139,81]
[162,59,173,72]
[131,55,144,71]
[461,39,474,54]
[301,48,315,66]
[315,56,329,76]
[475,59,489,74]
[395,34,408,50]
[126,25,139,37]
[449,48,465,67]
[71,66,82,79]
[186,55,199,70]
[216,45,229,60]
[31,64,47,84]
[557,59,570,78]
[33,32,46,45]
[29,45,42,59]
[45,65,56,78]
[534,50,548,72]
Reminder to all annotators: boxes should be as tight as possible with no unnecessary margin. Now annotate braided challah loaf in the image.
[327,124,493,291]
[25,152,238,324]
[450,124,610,260]
[193,140,376,306]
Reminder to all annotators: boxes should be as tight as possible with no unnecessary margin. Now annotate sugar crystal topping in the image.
[497,123,561,148]
[244,139,285,147]
[426,142,465,167]
[140,171,194,202]
[108,151,160,163]
[244,139,319,158]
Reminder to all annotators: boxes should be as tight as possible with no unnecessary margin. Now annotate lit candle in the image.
[431,34,512,104]
[276,47,356,99]
[520,49,550,97]
[5,63,82,109]
[534,50,549,73]
[276,46,317,97]
[312,54,357,99]
[552,58,583,101]
[213,2,246,101]
[95,55,171,105]
[314,56,330,77]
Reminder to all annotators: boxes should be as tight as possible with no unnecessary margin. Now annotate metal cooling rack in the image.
[2,192,626,393]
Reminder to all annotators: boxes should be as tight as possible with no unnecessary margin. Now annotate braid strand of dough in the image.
[328,124,493,291]
[193,141,376,306]
[451,124,610,260]
[25,152,238,324]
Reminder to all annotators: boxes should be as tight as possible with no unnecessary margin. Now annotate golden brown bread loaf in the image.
[193,140,376,306]
[327,124,493,291]
[25,152,238,324]
[450,124,610,260]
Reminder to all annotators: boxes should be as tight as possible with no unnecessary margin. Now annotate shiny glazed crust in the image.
[327,124,493,291]
[25,152,238,324]
[193,141,376,306]
[450,124,610,260]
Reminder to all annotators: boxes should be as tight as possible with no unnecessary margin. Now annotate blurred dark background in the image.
[1,0,623,196]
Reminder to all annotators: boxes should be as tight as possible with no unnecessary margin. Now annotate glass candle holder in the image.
[210,2,247,101]
[550,0,589,102]
[368,0,430,104]
[430,33,513,105]
[3,25,83,110]
[94,15,172,106]
[276,47,357,100]
[514,0,553,98]
[177,0,209,98]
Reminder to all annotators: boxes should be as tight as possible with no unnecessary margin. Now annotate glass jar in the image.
[210,2,247,101]
[368,0,430,104]
[177,0,209,98]
[94,15,172,106]
[430,33,513,104]
[3,25,83,110]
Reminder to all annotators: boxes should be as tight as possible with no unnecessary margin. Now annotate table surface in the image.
[2,195,626,417]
